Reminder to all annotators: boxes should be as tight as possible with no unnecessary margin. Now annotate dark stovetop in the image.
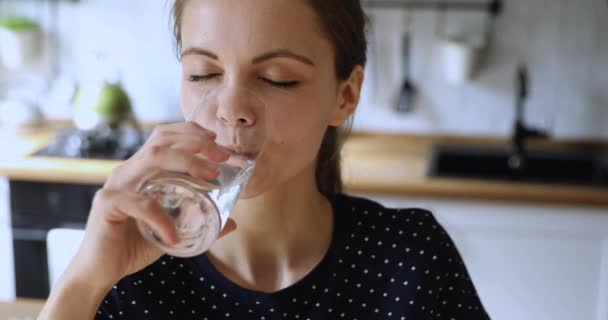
[32,127,150,160]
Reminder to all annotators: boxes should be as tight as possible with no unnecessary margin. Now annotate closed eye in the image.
[259,77,299,89]
[188,74,298,89]
[188,74,222,82]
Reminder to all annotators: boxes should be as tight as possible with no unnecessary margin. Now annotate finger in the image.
[95,189,179,245]
[153,121,216,138]
[218,218,237,238]
[169,136,227,157]
[147,131,230,163]
[140,147,221,180]
[111,149,220,193]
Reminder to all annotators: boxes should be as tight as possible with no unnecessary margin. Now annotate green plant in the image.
[0,16,39,32]
[73,83,133,125]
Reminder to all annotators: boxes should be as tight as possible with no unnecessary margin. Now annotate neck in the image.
[207,164,334,293]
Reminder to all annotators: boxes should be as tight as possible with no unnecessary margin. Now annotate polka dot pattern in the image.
[96,194,490,319]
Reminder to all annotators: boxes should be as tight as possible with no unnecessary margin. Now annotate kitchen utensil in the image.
[439,36,479,84]
[396,11,416,113]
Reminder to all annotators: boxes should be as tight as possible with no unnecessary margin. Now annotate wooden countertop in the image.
[0,299,44,319]
[341,134,608,207]
[1,123,607,207]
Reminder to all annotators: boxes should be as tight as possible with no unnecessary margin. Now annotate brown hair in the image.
[171,0,367,195]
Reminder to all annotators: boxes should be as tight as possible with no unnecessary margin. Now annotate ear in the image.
[329,65,365,127]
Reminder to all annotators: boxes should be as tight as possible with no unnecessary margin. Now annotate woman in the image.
[39,0,490,319]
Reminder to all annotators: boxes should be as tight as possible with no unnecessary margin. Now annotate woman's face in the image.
[179,0,360,198]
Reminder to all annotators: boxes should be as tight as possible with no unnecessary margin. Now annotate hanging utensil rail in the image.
[362,0,502,17]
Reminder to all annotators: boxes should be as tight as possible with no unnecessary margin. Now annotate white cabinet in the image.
[0,177,15,301]
[358,193,608,320]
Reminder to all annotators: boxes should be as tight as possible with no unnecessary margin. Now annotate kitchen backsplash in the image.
[1,0,607,139]
[358,0,608,138]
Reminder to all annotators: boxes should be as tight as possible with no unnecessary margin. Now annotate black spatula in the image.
[396,32,416,113]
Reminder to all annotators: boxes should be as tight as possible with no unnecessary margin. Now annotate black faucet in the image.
[508,65,549,174]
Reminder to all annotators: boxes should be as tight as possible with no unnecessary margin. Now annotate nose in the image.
[216,87,257,128]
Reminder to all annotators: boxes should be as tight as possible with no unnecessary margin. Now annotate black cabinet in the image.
[12,231,49,299]
[9,180,102,298]
[10,181,98,229]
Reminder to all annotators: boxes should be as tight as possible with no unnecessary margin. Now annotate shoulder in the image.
[332,195,490,319]
[334,193,441,232]
[333,193,454,254]
[102,256,178,300]
[97,255,197,318]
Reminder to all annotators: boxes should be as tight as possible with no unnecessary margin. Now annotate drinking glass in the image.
[136,90,260,257]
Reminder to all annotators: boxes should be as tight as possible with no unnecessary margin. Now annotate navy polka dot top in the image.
[96,194,490,319]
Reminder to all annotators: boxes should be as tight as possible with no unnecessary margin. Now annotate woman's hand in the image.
[72,122,236,287]
[39,122,237,319]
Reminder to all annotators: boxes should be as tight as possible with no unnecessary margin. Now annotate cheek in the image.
[180,81,215,114]
[239,89,337,197]
[273,82,339,149]
[179,81,195,118]
[272,95,330,146]
[260,101,330,169]
[180,82,220,128]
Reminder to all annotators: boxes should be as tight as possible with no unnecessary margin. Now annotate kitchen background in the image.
[0,0,607,137]
[0,0,608,320]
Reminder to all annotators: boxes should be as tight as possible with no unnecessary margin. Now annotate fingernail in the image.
[197,166,219,178]
[215,146,231,156]
[202,127,216,137]
[212,166,221,176]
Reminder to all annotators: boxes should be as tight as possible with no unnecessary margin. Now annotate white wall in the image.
[1,0,608,138]
[0,0,182,122]
[357,0,608,138]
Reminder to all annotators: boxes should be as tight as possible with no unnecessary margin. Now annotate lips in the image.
[220,146,259,161]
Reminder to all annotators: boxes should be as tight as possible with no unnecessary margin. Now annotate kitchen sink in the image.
[427,144,608,187]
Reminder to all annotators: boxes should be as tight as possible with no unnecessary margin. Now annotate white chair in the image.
[46,228,85,289]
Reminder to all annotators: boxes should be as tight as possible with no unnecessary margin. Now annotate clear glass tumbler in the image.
[136,90,259,257]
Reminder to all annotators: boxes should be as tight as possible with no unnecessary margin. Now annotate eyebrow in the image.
[181,47,219,60]
[181,47,314,66]
[252,49,315,66]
